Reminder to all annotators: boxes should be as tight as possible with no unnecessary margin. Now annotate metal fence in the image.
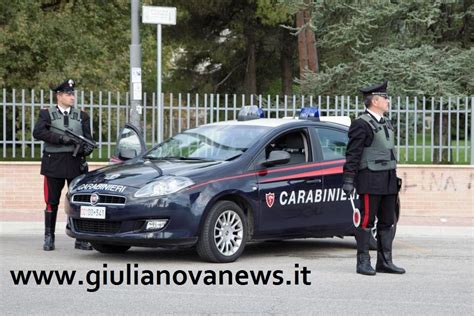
[1,89,473,164]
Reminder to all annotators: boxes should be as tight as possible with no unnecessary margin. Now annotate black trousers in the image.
[43,176,73,212]
[359,194,397,230]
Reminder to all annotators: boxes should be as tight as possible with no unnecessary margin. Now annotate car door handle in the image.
[305,179,322,184]
[288,180,305,185]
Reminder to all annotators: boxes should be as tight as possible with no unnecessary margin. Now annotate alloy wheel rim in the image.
[213,210,243,256]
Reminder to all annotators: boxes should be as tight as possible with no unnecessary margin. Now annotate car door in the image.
[254,128,324,237]
[311,126,355,233]
[110,123,147,163]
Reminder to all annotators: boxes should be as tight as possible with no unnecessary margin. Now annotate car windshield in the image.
[144,124,271,161]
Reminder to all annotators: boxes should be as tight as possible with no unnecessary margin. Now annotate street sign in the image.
[131,67,141,83]
[142,6,176,25]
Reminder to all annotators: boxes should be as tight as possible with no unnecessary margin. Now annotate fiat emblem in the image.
[90,193,100,205]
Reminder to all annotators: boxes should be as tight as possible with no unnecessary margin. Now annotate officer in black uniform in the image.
[342,80,405,276]
[33,79,94,251]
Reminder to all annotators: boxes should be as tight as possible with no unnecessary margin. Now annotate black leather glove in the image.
[397,177,402,192]
[342,173,355,196]
[80,158,89,173]
[59,135,75,145]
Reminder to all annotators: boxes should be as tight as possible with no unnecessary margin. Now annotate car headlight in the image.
[134,176,194,198]
[69,174,85,192]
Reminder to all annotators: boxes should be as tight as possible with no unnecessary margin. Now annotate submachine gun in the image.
[47,124,97,157]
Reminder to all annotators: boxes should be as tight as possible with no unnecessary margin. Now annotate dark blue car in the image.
[66,109,385,262]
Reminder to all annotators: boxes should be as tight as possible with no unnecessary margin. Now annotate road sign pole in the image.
[157,24,163,143]
[142,6,176,144]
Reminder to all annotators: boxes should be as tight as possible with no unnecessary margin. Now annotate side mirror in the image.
[111,124,147,163]
[261,150,290,167]
[118,148,138,160]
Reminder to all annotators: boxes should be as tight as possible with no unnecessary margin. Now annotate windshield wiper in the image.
[142,155,162,160]
[225,153,243,161]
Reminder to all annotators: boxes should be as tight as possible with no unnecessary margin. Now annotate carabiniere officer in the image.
[33,79,94,251]
[342,80,406,276]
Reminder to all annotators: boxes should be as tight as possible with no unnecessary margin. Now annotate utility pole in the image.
[130,0,142,130]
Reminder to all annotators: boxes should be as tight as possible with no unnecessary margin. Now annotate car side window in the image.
[317,128,348,161]
[265,131,309,165]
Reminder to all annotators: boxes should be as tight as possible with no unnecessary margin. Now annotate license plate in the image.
[80,206,106,219]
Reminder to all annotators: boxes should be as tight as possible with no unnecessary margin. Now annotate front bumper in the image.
[65,192,201,249]
[66,217,198,248]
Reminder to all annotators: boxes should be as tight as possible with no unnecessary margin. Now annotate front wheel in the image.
[91,243,131,254]
[197,201,247,263]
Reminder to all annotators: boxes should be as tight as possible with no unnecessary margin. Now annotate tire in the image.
[196,200,247,263]
[91,243,131,254]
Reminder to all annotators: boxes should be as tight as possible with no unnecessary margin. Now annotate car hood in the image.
[75,159,224,190]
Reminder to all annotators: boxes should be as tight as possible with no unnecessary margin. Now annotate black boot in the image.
[376,227,406,274]
[355,228,376,276]
[51,208,58,245]
[43,209,56,251]
[75,239,93,251]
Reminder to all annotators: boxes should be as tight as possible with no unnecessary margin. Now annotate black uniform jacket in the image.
[343,111,398,195]
[33,107,92,180]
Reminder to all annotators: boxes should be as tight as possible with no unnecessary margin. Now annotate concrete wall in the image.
[1,162,472,221]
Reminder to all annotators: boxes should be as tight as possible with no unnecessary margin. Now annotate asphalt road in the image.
[1,223,473,315]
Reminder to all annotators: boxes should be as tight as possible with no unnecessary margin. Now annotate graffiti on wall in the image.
[401,170,473,193]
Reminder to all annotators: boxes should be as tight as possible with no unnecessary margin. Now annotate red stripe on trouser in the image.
[44,176,52,211]
[362,194,370,228]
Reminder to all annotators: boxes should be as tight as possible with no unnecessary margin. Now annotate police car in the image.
[66,107,392,262]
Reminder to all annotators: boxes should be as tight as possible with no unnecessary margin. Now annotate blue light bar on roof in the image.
[237,105,265,121]
[299,107,320,121]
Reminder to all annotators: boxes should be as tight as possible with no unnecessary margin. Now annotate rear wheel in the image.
[197,201,247,263]
[91,243,131,254]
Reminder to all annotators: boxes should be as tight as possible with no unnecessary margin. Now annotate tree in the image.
[295,0,318,75]
[257,0,298,95]
[0,0,131,91]
[0,0,132,148]
[147,0,298,96]
[281,0,473,96]
[281,0,472,163]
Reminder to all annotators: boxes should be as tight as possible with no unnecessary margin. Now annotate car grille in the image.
[73,219,145,234]
[74,219,122,233]
[72,193,126,206]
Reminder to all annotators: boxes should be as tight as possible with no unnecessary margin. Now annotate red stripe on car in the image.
[188,159,345,190]
[260,166,342,183]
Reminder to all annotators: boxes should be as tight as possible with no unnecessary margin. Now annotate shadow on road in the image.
[63,237,357,263]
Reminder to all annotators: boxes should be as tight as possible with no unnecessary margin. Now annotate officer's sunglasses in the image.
[375,94,389,100]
